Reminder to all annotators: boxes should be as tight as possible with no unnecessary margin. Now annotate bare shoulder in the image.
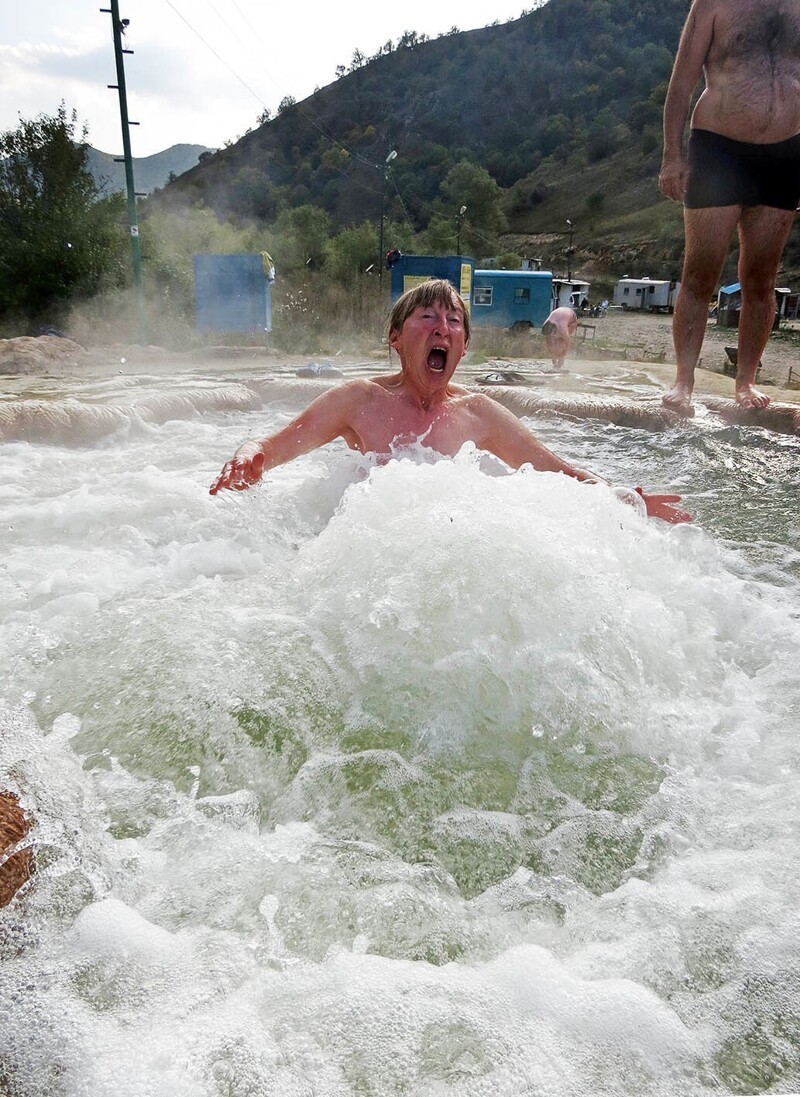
[295,377,377,426]
[446,381,472,397]
[462,390,512,410]
[688,0,721,19]
[460,390,526,428]
[366,373,403,392]
[321,377,380,405]
[681,0,719,33]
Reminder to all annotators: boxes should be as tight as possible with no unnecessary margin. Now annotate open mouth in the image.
[427,347,448,372]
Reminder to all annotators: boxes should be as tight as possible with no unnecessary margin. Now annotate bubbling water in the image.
[1,364,799,1096]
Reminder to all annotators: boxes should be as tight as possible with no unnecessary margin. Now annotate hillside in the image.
[86,143,213,196]
[148,0,800,289]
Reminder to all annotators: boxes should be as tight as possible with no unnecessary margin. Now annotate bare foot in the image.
[735,383,771,409]
[661,383,695,417]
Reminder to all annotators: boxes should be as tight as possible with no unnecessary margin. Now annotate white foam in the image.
[1,373,799,1095]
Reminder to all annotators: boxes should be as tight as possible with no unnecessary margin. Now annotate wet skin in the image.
[659,0,800,412]
[210,300,691,524]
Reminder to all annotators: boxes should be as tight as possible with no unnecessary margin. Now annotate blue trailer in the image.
[471,269,553,330]
[388,254,475,311]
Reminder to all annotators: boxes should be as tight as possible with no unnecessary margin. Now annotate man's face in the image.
[389,299,468,393]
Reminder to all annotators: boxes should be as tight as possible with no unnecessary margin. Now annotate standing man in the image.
[541,306,579,371]
[659,0,800,413]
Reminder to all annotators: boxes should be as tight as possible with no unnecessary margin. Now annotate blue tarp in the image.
[720,282,740,295]
[194,254,272,334]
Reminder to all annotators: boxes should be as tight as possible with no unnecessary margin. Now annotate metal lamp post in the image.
[456,205,467,255]
[566,218,575,280]
[379,149,397,289]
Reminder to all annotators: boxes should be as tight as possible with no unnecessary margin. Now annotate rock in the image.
[0,336,86,375]
[0,791,33,907]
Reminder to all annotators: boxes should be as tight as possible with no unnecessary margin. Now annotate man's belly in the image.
[693,82,800,143]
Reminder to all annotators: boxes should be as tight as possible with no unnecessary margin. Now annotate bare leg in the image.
[736,206,795,408]
[664,206,740,414]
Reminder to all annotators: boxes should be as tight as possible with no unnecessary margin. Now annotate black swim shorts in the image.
[684,128,800,211]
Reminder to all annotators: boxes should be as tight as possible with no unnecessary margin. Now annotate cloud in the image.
[1,0,535,156]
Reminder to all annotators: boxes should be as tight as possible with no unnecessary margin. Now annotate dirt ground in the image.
[579,306,800,391]
[1,312,799,413]
[466,306,800,415]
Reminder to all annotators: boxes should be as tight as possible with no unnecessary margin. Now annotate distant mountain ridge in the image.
[86,143,214,196]
[150,0,691,282]
[145,0,800,285]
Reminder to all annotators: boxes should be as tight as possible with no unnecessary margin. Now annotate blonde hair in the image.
[388,279,470,342]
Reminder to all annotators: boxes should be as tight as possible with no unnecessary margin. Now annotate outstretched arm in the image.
[659,0,715,201]
[632,488,692,524]
[209,382,364,495]
[473,396,692,524]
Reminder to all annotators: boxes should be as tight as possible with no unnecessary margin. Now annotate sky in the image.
[1,0,540,157]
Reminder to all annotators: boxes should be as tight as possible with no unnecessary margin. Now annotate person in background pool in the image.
[541,306,579,371]
[659,0,800,414]
[210,280,691,524]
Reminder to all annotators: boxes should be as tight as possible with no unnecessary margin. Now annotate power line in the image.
[161,0,267,109]
[159,0,384,174]
[226,0,265,43]
[385,166,418,233]
[201,0,256,52]
[153,0,468,238]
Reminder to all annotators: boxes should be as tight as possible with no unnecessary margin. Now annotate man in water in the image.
[210,280,690,523]
[541,306,578,371]
[659,0,800,414]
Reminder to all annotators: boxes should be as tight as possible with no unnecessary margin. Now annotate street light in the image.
[565,218,575,280]
[379,149,398,290]
[456,205,467,255]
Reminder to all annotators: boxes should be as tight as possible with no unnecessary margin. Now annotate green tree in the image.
[420,213,456,255]
[139,202,263,312]
[438,160,507,257]
[587,107,618,162]
[0,104,126,325]
[495,250,522,269]
[272,204,331,272]
[327,221,378,280]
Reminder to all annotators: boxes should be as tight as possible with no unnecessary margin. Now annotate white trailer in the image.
[552,278,591,310]
[613,277,680,312]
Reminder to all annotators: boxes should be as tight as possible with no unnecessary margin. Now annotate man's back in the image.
[693,0,800,141]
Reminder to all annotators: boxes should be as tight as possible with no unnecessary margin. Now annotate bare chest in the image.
[348,396,480,457]
[713,1,800,67]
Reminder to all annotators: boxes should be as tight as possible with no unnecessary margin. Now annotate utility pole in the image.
[566,219,575,280]
[378,149,397,291]
[102,0,147,342]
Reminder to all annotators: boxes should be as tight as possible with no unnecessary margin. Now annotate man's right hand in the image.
[658,155,687,202]
[209,440,266,495]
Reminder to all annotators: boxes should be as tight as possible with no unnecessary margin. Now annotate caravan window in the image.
[514,287,531,303]
[623,287,630,296]
[474,286,493,306]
